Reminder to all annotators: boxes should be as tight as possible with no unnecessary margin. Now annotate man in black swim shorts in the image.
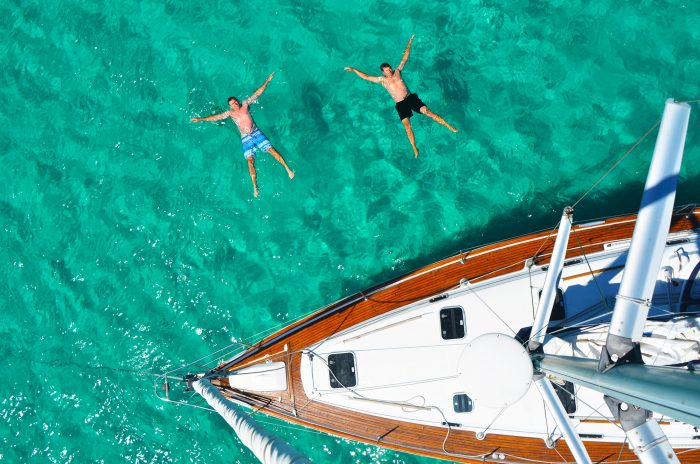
[345,35,457,158]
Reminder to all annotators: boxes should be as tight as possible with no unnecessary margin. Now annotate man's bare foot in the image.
[414,149,419,158]
[254,188,259,198]
[288,170,295,179]
[448,124,458,133]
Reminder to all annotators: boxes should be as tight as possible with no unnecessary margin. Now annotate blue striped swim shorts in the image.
[241,128,272,159]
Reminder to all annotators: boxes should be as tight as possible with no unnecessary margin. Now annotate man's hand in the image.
[190,117,201,122]
[265,72,274,83]
[344,67,354,72]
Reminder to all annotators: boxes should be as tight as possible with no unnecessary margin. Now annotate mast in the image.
[529,207,573,351]
[527,207,592,464]
[537,99,692,464]
[601,99,691,369]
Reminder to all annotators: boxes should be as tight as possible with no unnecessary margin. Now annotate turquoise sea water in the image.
[2,0,700,462]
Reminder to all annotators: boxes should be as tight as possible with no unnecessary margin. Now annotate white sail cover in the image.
[545,316,700,365]
[193,379,312,464]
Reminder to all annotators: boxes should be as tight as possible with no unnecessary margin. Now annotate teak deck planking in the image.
[212,207,700,463]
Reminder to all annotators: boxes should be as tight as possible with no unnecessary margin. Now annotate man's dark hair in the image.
[379,63,392,71]
[228,96,240,104]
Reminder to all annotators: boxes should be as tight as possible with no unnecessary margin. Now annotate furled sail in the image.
[193,379,312,464]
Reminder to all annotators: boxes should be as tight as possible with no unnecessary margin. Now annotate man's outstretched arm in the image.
[191,111,229,122]
[244,72,275,106]
[396,34,414,72]
[344,67,382,83]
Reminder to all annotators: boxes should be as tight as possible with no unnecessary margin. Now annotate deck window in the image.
[453,393,473,413]
[555,380,577,414]
[328,352,356,388]
[440,306,465,339]
[537,288,566,321]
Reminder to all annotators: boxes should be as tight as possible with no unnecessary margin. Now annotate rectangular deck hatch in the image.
[537,288,566,322]
[453,393,473,413]
[556,380,577,414]
[328,352,356,388]
[440,306,465,339]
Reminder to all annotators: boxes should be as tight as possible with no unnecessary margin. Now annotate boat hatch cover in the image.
[328,352,357,388]
[537,288,566,321]
[453,393,473,413]
[440,306,465,339]
[555,380,577,414]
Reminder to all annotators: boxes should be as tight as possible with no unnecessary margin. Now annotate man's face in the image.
[229,99,241,110]
[381,66,393,77]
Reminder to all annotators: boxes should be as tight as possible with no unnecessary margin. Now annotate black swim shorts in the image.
[395,93,426,120]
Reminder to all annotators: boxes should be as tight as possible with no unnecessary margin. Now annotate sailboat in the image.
[157,99,700,463]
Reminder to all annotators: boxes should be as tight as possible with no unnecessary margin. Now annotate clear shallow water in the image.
[2,0,700,462]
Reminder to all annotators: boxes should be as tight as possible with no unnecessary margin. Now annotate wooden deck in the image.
[213,206,700,463]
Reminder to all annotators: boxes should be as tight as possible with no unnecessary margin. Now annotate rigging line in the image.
[571,118,662,209]
[571,225,611,311]
[550,441,569,464]
[312,375,458,395]
[545,302,615,334]
[92,365,162,377]
[479,407,508,437]
[157,397,216,412]
[198,348,252,370]
[539,396,569,464]
[311,299,362,352]
[241,315,313,347]
[162,340,250,376]
[550,382,624,434]
[541,393,551,447]
[532,218,562,263]
[36,359,165,379]
[465,282,518,336]
[615,435,628,464]
[528,262,537,320]
[304,348,490,460]
[644,304,678,316]
[294,396,316,415]
[234,294,366,349]
[523,304,617,348]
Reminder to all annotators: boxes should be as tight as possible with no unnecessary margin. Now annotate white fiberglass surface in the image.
[297,231,700,445]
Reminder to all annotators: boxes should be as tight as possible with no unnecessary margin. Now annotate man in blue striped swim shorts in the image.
[191,72,294,198]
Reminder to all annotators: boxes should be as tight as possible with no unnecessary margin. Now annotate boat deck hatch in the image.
[440,307,465,339]
[555,380,576,414]
[328,352,356,388]
[453,393,473,413]
[538,288,566,321]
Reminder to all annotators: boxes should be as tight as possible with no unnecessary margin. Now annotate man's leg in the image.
[401,118,420,158]
[419,106,458,133]
[247,156,259,197]
[266,147,295,179]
